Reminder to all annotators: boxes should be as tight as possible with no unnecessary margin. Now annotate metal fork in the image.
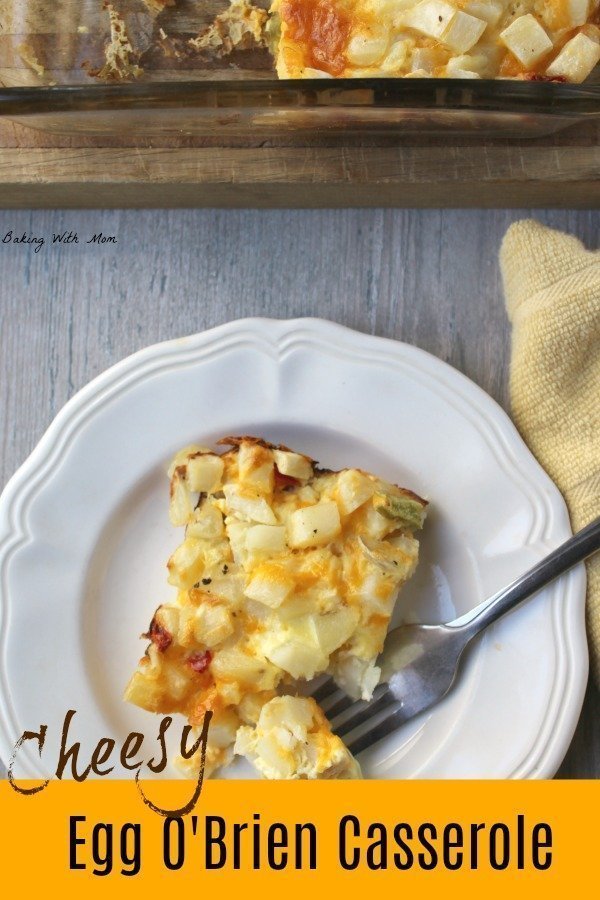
[314,515,600,756]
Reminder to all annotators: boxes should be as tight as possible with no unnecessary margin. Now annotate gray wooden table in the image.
[0,207,598,777]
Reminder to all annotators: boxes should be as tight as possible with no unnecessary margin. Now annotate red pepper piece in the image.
[188,650,212,674]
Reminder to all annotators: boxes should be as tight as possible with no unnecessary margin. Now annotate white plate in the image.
[0,318,588,779]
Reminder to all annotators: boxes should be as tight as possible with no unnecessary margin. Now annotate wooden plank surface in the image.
[0,206,598,777]
[0,116,599,207]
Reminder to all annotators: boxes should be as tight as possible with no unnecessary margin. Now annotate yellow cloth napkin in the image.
[500,220,600,685]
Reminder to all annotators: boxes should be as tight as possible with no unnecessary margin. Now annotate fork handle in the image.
[459,515,600,638]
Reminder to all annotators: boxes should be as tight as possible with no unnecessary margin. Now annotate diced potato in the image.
[123,670,164,712]
[463,0,503,25]
[155,605,180,638]
[500,15,553,67]
[211,647,279,690]
[411,46,447,72]
[445,53,490,77]
[167,444,210,479]
[205,574,245,606]
[296,484,318,504]
[272,449,313,481]
[567,0,591,26]
[237,691,274,724]
[257,614,327,678]
[187,503,225,540]
[361,502,398,540]
[193,603,234,647]
[443,11,486,53]
[245,563,295,608]
[388,532,421,561]
[164,662,191,701]
[346,28,390,67]
[445,66,481,77]
[223,485,277,524]
[167,538,205,589]
[226,521,250,565]
[359,533,420,579]
[264,635,328,680]
[186,453,224,493]
[262,694,314,732]
[283,695,319,731]
[255,732,296,777]
[245,524,287,554]
[145,643,162,671]
[288,501,341,549]
[312,606,360,655]
[546,30,600,81]
[346,569,398,617]
[216,681,242,706]
[172,604,195,646]
[233,724,255,756]
[200,537,230,573]
[238,442,274,493]
[381,39,410,72]
[347,623,390,661]
[537,0,589,29]
[241,598,272,624]
[404,0,457,40]
[169,467,194,526]
[335,469,376,516]
[284,612,322,645]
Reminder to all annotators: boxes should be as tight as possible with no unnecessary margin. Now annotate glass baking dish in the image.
[1,0,599,138]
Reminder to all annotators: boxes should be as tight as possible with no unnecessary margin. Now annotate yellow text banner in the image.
[1,780,597,897]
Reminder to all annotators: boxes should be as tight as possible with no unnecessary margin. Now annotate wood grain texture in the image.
[0,117,599,208]
[0,206,598,777]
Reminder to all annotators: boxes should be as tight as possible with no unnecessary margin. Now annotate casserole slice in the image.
[125,436,427,777]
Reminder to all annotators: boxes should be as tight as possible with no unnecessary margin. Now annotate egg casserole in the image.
[125,436,427,779]
[268,0,600,81]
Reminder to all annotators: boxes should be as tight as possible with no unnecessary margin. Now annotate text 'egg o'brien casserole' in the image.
[125,436,427,779]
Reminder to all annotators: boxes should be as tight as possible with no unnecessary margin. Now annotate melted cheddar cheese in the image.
[269,0,600,81]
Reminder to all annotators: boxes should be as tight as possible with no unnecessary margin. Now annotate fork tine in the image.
[332,685,395,737]
[327,682,387,722]
[310,677,338,704]
[345,705,411,755]
[323,691,359,719]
